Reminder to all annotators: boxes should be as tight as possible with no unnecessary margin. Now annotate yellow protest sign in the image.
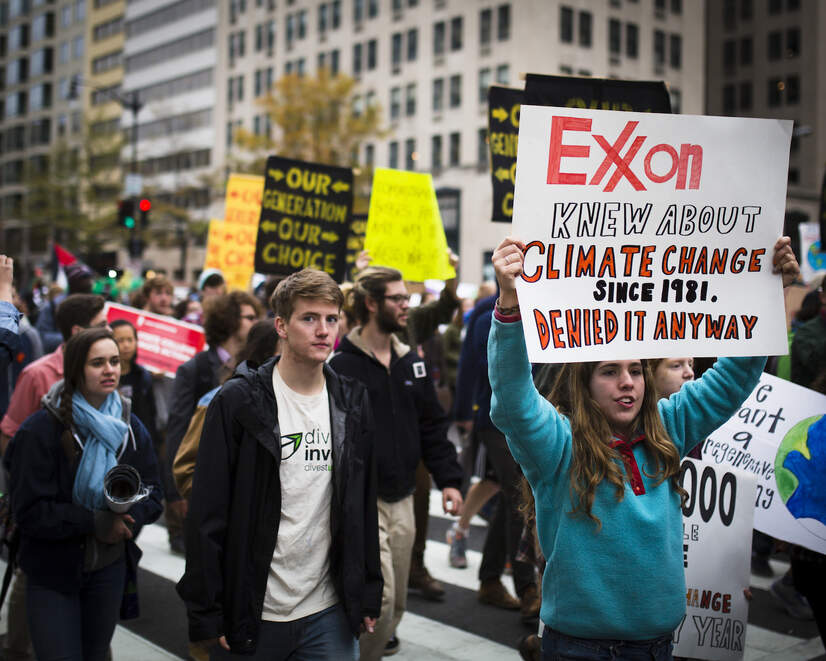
[204,218,257,291]
[365,168,455,282]
[225,173,264,228]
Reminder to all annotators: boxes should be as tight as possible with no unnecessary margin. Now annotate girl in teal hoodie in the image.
[488,236,799,661]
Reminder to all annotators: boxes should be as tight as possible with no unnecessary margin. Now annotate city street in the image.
[2,489,822,661]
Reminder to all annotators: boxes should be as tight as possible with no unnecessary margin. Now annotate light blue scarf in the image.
[70,391,129,511]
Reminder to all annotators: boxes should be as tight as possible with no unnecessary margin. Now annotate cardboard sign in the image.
[673,459,755,661]
[254,156,353,281]
[106,303,205,378]
[487,76,671,224]
[365,168,455,282]
[512,106,792,362]
[701,373,826,554]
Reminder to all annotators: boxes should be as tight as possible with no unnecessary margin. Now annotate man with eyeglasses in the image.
[330,266,463,661]
[0,292,108,661]
[163,291,263,553]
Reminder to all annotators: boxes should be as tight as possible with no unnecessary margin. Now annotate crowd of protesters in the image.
[0,234,823,661]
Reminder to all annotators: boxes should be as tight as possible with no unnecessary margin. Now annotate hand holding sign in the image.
[772,236,801,287]
[492,236,526,308]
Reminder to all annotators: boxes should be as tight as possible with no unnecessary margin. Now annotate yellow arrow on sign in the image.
[491,107,508,122]
[332,181,350,193]
[260,221,278,232]
[494,167,511,182]
[321,231,339,243]
[268,169,284,181]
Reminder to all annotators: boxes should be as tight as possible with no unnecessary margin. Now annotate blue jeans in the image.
[211,604,357,661]
[542,627,673,661]
[27,559,126,661]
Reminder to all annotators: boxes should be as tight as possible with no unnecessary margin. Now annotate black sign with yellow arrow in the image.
[487,75,672,223]
[254,156,353,282]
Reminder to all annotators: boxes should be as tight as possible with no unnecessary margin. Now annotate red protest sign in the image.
[106,303,206,377]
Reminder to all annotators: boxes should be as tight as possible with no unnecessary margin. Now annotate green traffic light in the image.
[124,216,136,229]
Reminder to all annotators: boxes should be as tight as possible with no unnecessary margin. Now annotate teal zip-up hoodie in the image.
[488,318,765,640]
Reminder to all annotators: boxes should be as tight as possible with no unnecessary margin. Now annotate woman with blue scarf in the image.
[6,327,163,661]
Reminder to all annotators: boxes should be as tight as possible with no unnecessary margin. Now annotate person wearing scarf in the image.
[5,327,162,661]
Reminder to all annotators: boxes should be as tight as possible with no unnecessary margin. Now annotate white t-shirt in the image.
[261,366,337,622]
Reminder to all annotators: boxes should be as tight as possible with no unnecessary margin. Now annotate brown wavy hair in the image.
[548,360,686,530]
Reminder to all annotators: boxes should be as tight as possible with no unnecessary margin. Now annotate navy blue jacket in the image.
[454,294,496,431]
[6,405,163,593]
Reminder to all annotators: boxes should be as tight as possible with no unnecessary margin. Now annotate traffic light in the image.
[139,198,151,227]
[118,199,136,229]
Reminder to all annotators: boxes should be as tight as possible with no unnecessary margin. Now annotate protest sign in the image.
[106,303,205,378]
[701,373,826,554]
[204,219,257,291]
[512,106,792,363]
[254,156,353,282]
[345,214,367,275]
[487,76,671,224]
[799,221,826,282]
[225,173,264,228]
[673,459,755,661]
[365,168,455,282]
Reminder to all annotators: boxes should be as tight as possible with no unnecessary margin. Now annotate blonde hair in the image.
[548,361,686,530]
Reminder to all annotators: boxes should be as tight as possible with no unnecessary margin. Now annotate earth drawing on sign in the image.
[775,415,826,541]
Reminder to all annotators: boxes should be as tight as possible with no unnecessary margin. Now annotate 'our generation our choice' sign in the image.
[512,107,793,363]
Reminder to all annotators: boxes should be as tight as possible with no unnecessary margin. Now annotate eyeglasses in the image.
[382,294,411,304]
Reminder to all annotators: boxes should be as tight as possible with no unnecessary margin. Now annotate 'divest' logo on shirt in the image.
[280,429,333,471]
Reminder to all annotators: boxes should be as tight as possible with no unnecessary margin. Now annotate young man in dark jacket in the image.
[177,269,381,659]
[330,266,463,661]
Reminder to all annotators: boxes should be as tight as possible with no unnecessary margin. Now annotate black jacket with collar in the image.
[329,329,462,502]
[176,358,382,655]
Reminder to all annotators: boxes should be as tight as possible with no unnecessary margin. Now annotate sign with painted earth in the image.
[775,414,826,541]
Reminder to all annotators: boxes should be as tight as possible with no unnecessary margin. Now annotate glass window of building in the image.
[431,134,442,170]
[478,67,490,103]
[450,16,462,51]
[433,21,445,56]
[407,28,417,61]
[405,138,416,170]
[405,83,416,116]
[479,8,492,46]
[578,11,592,47]
[390,86,401,119]
[449,74,461,108]
[497,4,510,41]
[432,78,443,112]
[560,7,573,43]
[389,141,398,168]
[449,131,460,166]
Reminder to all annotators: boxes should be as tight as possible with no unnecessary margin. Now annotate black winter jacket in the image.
[6,385,163,594]
[176,358,382,655]
[330,329,462,501]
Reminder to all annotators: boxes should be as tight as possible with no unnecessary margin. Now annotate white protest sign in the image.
[701,373,826,554]
[799,221,826,282]
[673,459,755,661]
[512,106,792,363]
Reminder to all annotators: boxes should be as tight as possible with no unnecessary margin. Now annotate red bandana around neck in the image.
[610,432,647,496]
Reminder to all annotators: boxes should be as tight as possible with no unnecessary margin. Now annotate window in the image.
[609,19,621,55]
[432,78,443,112]
[407,28,417,61]
[723,84,735,115]
[93,15,124,42]
[723,40,736,73]
[354,0,364,23]
[353,43,362,75]
[787,0,799,9]
[497,4,510,41]
[318,3,328,32]
[739,81,752,110]
[449,131,460,166]
[433,21,445,56]
[768,0,781,15]
[32,12,53,42]
[405,138,416,170]
[449,74,461,108]
[495,64,509,85]
[560,7,573,43]
[740,37,752,66]
[405,83,416,116]
[74,0,84,22]
[59,41,70,64]
[723,0,735,30]
[767,78,782,107]
[669,34,681,68]
[654,30,665,66]
[389,141,399,168]
[740,0,753,19]
[450,16,462,51]
[477,127,488,166]
[365,144,375,167]
[330,49,339,74]
[332,0,341,28]
[626,24,638,58]
[298,10,307,38]
[786,75,799,103]
[669,88,681,113]
[768,32,781,61]
[479,67,491,103]
[29,83,51,112]
[391,32,402,70]
[579,11,592,47]
[786,28,800,58]
[30,48,52,77]
[368,0,378,18]
[431,135,442,170]
[480,8,492,46]
[92,50,122,74]
[671,0,681,14]
[367,39,377,69]
[61,4,71,27]
[390,87,400,120]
